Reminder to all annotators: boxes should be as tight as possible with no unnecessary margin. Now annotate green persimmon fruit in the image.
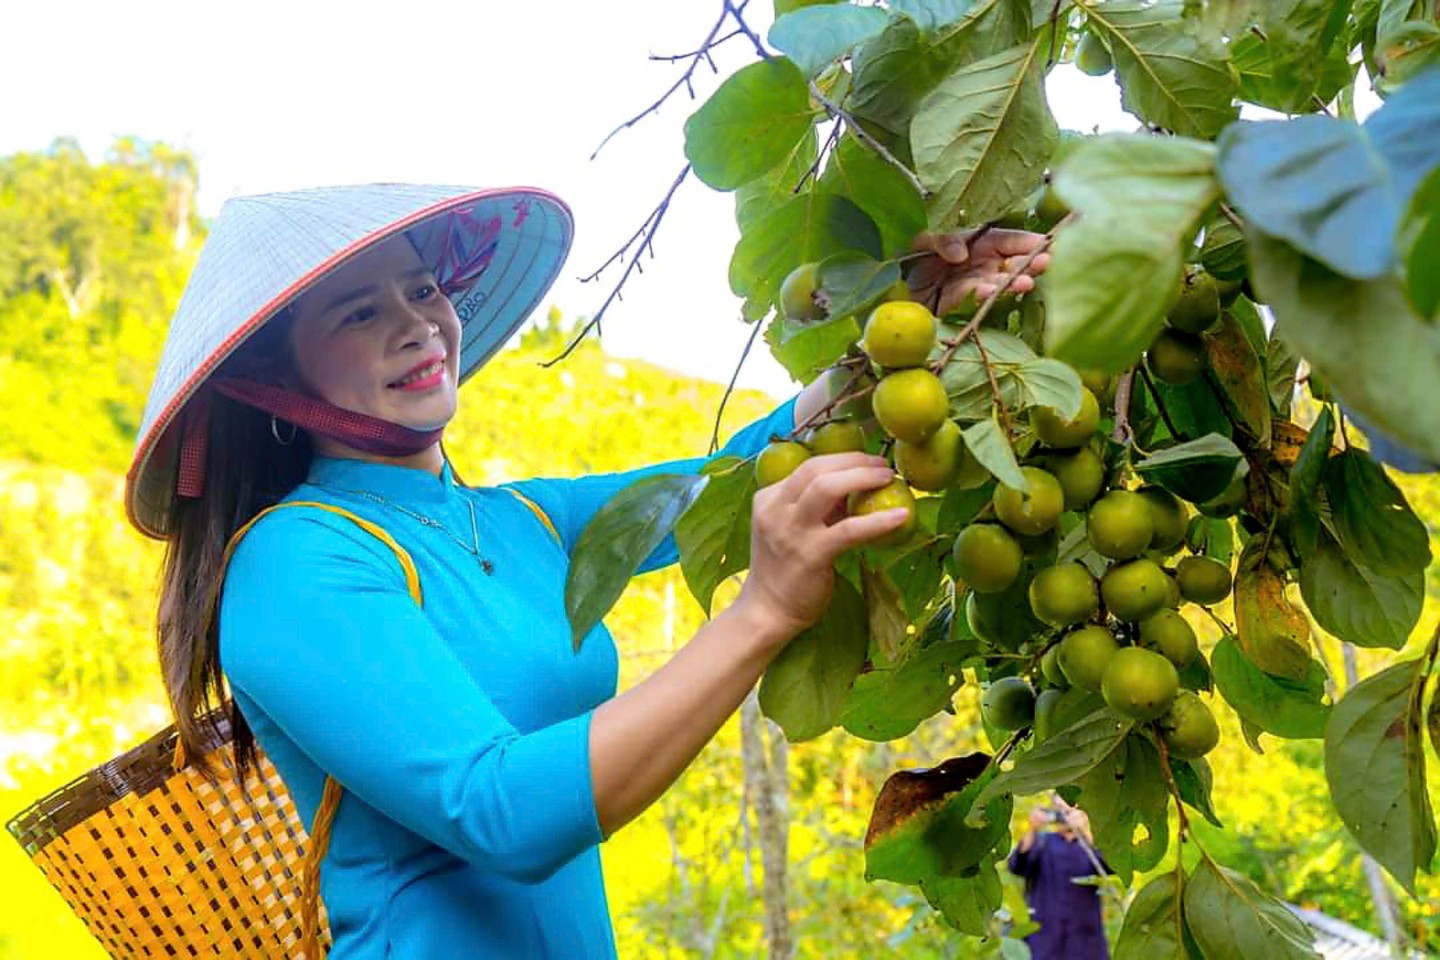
[1041,644,1068,687]
[1147,329,1207,386]
[756,441,810,488]
[953,523,1024,594]
[806,420,867,456]
[1139,608,1198,667]
[1034,183,1070,230]
[1029,561,1100,629]
[780,262,825,322]
[1077,369,1117,408]
[1102,647,1180,722]
[872,368,950,444]
[1086,490,1156,560]
[993,467,1066,536]
[1167,271,1222,334]
[847,479,918,547]
[982,677,1037,731]
[1138,486,1188,552]
[1175,556,1233,604]
[1058,625,1121,691]
[1031,388,1100,449]
[1075,31,1113,76]
[1047,447,1106,510]
[863,300,938,369]
[895,419,965,491]
[1160,691,1221,759]
[1101,558,1170,622]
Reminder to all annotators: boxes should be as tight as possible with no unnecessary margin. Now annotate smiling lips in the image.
[389,356,447,391]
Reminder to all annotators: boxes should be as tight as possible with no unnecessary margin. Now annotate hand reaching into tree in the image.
[907,229,1053,315]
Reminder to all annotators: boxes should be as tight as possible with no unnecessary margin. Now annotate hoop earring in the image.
[270,415,297,446]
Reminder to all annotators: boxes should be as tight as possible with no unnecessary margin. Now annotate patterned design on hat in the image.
[126,183,573,540]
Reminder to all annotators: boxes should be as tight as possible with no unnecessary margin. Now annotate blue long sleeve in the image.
[509,394,798,572]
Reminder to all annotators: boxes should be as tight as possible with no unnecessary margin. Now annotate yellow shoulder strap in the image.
[503,488,561,547]
[222,500,423,606]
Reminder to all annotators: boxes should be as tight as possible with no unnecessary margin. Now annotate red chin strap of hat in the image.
[175,377,445,499]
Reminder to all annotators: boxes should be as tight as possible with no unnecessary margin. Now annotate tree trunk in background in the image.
[741,690,791,959]
[1341,643,1406,957]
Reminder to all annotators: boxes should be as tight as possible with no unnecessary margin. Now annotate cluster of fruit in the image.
[755,266,1241,763]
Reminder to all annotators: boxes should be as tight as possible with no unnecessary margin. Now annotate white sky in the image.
[0,1,1377,399]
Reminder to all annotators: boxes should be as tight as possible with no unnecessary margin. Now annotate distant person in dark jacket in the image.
[1007,800,1110,959]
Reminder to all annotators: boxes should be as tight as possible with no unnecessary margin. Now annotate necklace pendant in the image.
[481,559,495,576]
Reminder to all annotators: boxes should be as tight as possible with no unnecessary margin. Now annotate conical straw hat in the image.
[126,183,572,539]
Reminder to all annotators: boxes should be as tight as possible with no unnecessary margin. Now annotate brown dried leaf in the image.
[1205,312,1272,447]
[864,753,991,849]
[1233,546,1313,681]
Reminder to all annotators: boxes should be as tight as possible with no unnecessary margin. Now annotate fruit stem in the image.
[1219,202,1245,232]
[1197,604,1236,638]
[807,79,930,199]
[1153,727,1192,840]
[972,329,1015,438]
[789,366,876,439]
[1112,369,1137,446]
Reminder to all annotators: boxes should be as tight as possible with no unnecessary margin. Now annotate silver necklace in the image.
[310,484,495,575]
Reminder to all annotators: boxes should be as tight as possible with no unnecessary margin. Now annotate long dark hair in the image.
[157,307,312,783]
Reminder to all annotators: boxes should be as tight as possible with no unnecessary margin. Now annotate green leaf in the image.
[1287,404,1333,558]
[1115,873,1190,960]
[765,313,864,383]
[776,0,846,13]
[731,191,883,320]
[1264,332,1301,418]
[1077,734,1169,883]
[769,5,891,76]
[1217,73,1440,279]
[1323,450,1431,575]
[817,254,904,322]
[922,858,1004,936]
[818,135,930,257]
[1183,858,1321,960]
[1325,659,1437,893]
[891,0,984,30]
[1249,232,1440,462]
[1201,216,1248,281]
[862,561,912,664]
[939,330,1037,420]
[849,0,1032,134]
[566,474,709,648]
[1015,359,1084,419]
[1082,0,1239,138]
[973,708,1134,809]
[1233,543,1314,681]
[759,577,870,741]
[1398,163,1440,321]
[1044,135,1219,370]
[1185,516,1234,565]
[842,640,970,740]
[736,128,819,234]
[684,59,816,191]
[1253,0,1355,112]
[1133,434,1244,504]
[1173,757,1224,827]
[1044,219,1183,372]
[676,458,755,616]
[1212,636,1331,739]
[1300,528,1423,650]
[911,37,1059,228]
[963,417,1027,491]
[1204,310,1271,448]
[1231,31,1355,115]
[865,754,1014,883]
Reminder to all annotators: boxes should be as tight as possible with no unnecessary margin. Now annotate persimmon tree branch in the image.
[807,79,930,199]
[543,164,691,367]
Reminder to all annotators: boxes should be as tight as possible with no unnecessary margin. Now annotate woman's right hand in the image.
[736,452,912,647]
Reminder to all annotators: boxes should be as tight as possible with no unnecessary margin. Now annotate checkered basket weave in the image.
[6,707,331,958]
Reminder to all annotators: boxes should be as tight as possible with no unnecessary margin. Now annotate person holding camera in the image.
[1007,799,1110,959]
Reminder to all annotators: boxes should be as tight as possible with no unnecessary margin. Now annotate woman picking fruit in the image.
[126,183,1050,958]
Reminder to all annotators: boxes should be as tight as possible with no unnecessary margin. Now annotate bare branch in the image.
[710,318,767,455]
[1111,369,1137,445]
[542,164,691,368]
[725,0,770,58]
[808,79,931,199]
[1219,202,1245,232]
[973,329,1014,438]
[649,28,743,61]
[591,1,754,160]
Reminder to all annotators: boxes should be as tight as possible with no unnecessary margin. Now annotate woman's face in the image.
[287,234,462,436]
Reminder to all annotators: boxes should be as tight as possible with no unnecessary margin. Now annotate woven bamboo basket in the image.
[6,706,330,958]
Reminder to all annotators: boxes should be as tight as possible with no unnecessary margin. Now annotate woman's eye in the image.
[414,283,437,300]
[341,306,375,326]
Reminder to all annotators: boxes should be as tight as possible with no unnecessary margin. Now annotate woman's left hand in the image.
[907,229,1053,315]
